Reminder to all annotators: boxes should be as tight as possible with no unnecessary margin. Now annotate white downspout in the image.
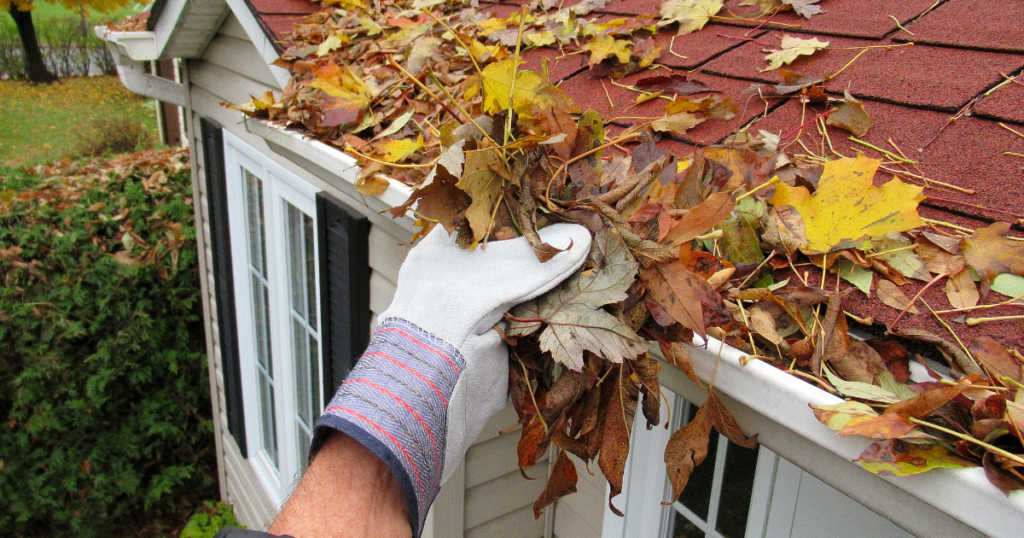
[95,28,188,108]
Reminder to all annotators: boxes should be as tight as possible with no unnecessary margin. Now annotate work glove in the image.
[312,223,591,536]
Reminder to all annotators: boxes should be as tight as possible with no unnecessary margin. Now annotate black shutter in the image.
[316,192,371,397]
[200,118,248,458]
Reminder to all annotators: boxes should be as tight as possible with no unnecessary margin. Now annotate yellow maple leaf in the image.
[658,0,724,35]
[480,60,576,118]
[761,34,829,71]
[581,35,633,66]
[526,30,557,47]
[769,154,925,253]
[375,136,424,163]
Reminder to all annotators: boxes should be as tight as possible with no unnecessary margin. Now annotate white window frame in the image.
[601,387,777,538]
[223,131,324,506]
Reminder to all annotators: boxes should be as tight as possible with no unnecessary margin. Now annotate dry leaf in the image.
[826,90,873,137]
[582,35,633,66]
[761,34,830,72]
[876,280,920,315]
[533,451,579,518]
[658,0,724,35]
[945,268,979,310]
[770,154,925,253]
[961,222,1024,296]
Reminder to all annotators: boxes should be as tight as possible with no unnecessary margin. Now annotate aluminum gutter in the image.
[660,336,1024,538]
[244,118,416,234]
[96,27,188,108]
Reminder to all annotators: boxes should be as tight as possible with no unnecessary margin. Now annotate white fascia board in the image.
[93,0,189,61]
[97,35,188,107]
[224,0,292,89]
[659,336,1024,538]
[244,118,415,231]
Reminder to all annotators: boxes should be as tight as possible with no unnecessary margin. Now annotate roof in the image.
[239,0,1024,349]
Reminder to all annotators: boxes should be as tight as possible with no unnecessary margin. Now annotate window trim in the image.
[223,131,323,506]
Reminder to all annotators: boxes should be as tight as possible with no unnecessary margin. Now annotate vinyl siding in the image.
[183,10,607,537]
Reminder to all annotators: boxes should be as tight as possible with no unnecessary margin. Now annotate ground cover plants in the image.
[0,147,215,537]
[231,0,1024,516]
[0,75,158,166]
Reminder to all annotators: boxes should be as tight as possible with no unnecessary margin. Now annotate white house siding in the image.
[180,10,610,535]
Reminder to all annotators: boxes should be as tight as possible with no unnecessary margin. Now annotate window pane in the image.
[297,427,311,473]
[259,370,278,467]
[679,425,718,519]
[715,444,759,538]
[293,318,311,426]
[245,171,266,275]
[672,513,705,538]
[303,212,317,330]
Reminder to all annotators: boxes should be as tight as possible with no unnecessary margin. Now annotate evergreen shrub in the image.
[0,148,215,537]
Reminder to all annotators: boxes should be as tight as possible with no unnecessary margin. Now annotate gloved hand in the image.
[312,223,591,536]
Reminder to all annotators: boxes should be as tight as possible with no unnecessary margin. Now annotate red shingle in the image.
[895,0,1024,53]
[248,0,321,15]
[974,77,1024,125]
[521,47,588,83]
[652,24,765,70]
[750,99,1024,225]
[259,14,308,44]
[715,0,940,40]
[702,35,1024,111]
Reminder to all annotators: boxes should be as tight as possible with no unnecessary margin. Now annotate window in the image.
[224,132,324,503]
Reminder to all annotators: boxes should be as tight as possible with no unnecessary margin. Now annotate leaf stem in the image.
[505,6,528,148]
[735,176,780,201]
[921,298,983,376]
[933,293,1024,314]
[420,9,483,76]
[346,148,439,168]
[888,15,915,36]
[781,109,836,140]
[999,122,1024,140]
[518,357,548,435]
[908,417,1024,466]
[966,314,1024,327]
[890,273,948,330]
[849,137,917,163]
[865,244,917,258]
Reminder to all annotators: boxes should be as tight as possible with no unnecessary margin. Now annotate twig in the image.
[668,35,687,60]
[865,244,916,258]
[421,9,483,76]
[888,15,915,36]
[600,78,614,109]
[781,109,837,140]
[922,298,982,374]
[849,137,917,163]
[967,314,1024,327]
[933,293,1024,314]
[924,195,1024,220]
[505,6,528,148]
[825,48,869,82]
[786,369,839,394]
[716,33,772,47]
[735,176,780,201]
[387,55,471,130]
[879,166,975,194]
[998,122,1024,140]
[890,272,948,330]
[1005,152,1024,158]
[543,131,645,209]
[518,358,548,435]
[909,417,1024,467]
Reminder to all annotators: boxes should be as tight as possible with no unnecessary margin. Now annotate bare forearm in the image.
[269,431,412,538]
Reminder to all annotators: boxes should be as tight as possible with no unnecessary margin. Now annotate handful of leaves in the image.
[231,0,1024,516]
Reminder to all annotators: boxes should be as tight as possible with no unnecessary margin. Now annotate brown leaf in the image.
[969,336,1023,385]
[831,339,887,384]
[749,303,787,348]
[864,339,911,382]
[961,222,1024,296]
[825,90,873,137]
[811,293,849,377]
[599,369,639,515]
[664,400,713,503]
[972,394,1008,422]
[663,192,736,247]
[533,451,579,518]
[642,261,708,338]
[876,279,920,315]
[706,390,758,448]
[660,341,703,388]
[838,412,916,439]
[518,414,551,471]
[887,377,972,418]
[355,174,389,196]
[633,354,662,429]
[945,268,979,310]
[983,451,1024,495]
[892,328,984,377]
[634,74,715,95]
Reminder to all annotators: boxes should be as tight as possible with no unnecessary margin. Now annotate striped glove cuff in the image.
[311,318,465,537]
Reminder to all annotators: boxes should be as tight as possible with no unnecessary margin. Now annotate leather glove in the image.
[312,223,591,536]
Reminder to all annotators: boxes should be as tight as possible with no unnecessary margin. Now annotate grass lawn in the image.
[0,75,160,167]
[23,1,146,24]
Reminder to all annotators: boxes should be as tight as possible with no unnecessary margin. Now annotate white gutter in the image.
[244,117,1024,536]
[95,27,188,108]
[663,336,1024,538]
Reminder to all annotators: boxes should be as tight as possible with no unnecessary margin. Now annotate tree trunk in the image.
[8,5,58,84]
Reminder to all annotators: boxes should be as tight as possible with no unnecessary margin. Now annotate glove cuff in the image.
[311,318,465,537]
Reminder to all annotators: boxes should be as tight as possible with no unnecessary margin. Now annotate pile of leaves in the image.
[0,148,216,537]
[231,0,1024,516]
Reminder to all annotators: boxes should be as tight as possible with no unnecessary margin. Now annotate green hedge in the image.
[0,149,215,537]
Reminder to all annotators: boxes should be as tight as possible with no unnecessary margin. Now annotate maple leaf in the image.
[374,136,423,163]
[826,90,873,137]
[769,154,925,253]
[481,60,576,118]
[876,279,919,315]
[960,222,1024,296]
[641,260,723,338]
[507,229,648,370]
[582,35,633,66]
[533,451,578,518]
[422,139,466,187]
[406,36,441,75]
[658,0,724,35]
[761,34,830,72]
[651,112,705,135]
